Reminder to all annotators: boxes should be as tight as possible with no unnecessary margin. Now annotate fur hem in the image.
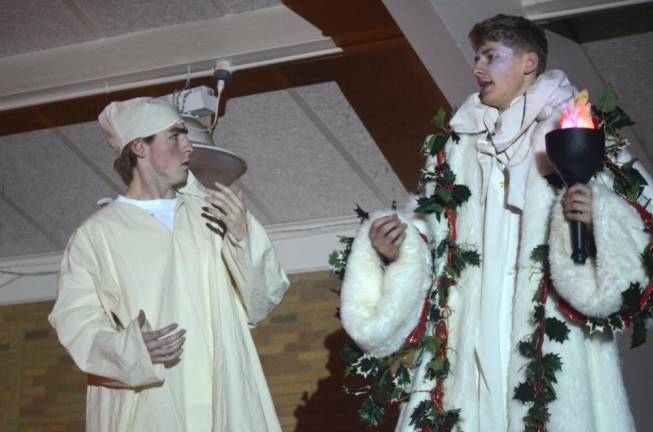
[340,211,431,357]
[548,183,649,317]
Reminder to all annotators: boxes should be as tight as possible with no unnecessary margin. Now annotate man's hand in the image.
[202,182,248,242]
[369,215,407,263]
[561,184,593,226]
[138,310,185,364]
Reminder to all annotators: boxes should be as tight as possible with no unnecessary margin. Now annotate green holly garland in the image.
[513,86,653,432]
[330,107,477,431]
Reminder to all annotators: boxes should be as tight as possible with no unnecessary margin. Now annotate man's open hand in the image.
[138,310,185,364]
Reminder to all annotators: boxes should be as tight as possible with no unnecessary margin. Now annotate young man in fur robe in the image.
[340,14,650,432]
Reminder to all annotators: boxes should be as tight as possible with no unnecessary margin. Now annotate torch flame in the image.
[560,89,595,129]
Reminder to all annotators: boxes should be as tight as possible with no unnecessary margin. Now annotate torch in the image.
[545,90,605,264]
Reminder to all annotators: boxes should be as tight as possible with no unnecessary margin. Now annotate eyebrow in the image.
[168,126,188,135]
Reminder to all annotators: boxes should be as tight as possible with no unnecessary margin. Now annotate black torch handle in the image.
[571,220,588,265]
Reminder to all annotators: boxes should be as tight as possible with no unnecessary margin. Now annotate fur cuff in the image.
[549,183,649,317]
[340,211,432,357]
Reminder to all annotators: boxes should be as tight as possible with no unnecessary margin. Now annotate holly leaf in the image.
[450,130,461,143]
[631,316,648,348]
[621,284,642,315]
[544,317,570,343]
[360,395,386,427]
[340,345,363,365]
[431,107,447,130]
[354,204,369,222]
[514,382,535,403]
[594,84,618,113]
[533,304,545,322]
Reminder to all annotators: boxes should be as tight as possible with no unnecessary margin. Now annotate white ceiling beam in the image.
[381,0,522,107]
[524,0,653,21]
[0,5,341,111]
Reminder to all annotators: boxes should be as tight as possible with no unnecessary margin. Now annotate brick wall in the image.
[0,271,377,432]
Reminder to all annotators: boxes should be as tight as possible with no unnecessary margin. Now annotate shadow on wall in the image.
[294,328,398,432]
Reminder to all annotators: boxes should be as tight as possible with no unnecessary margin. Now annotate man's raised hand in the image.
[369,214,407,263]
[202,182,248,242]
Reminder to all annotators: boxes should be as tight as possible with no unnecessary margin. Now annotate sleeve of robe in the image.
[49,227,165,387]
[339,210,433,358]
[548,158,653,318]
[221,212,290,326]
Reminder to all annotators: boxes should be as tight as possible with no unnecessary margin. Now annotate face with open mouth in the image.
[145,122,193,189]
[473,41,536,112]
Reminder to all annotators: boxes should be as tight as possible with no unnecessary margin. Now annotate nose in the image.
[182,134,193,154]
[473,61,484,79]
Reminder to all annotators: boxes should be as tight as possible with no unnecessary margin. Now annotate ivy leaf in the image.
[431,107,447,129]
[544,317,570,343]
[530,244,549,264]
[594,84,618,113]
[613,160,648,201]
[428,304,441,322]
[421,133,449,156]
[518,339,537,359]
[631,316,648,348]
[351,355,379,378]
[390,386,408,403]
[409,400,434,428]
[452,185,471,203]
[605,106,635,130]
[426,357,450,380]
[360,395,386,427]
[327,251,340,268]
[340,345,363,366]
[514,382,535,403]
[436,239,450,258]
[460,249,481,267]
[415,196,444,219]
[393,364,411,387]
[422,336,441,354]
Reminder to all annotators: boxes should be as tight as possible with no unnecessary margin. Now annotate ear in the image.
[524,51,539,75]
[130,139,147,158]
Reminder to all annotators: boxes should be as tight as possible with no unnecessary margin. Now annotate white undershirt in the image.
[116,195,178,231]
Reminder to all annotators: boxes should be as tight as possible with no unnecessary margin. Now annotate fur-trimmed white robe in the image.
[341,71,650,432]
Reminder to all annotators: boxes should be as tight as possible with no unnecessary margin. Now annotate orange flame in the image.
[560,89,595,129]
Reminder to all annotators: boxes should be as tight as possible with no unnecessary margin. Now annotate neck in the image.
[126,170,177,200]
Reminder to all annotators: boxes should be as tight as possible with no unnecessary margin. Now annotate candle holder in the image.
[545,127,605,264]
